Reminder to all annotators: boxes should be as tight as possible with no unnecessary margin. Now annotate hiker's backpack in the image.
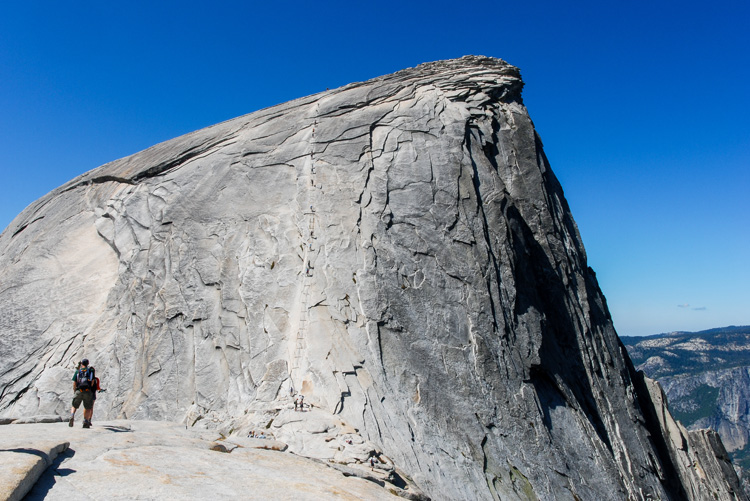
[77,367,95,390]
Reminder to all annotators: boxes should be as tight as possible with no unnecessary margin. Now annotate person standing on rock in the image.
[89,372,105,425]
[69,359,96,428]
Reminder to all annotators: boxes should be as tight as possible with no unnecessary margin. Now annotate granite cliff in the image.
[0,56,744,500]
[623,326,750,495]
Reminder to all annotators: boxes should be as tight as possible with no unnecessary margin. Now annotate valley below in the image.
[622,326,750,494]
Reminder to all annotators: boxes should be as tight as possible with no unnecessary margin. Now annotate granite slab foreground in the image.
[0,420,403,500]
[0,439,68,501]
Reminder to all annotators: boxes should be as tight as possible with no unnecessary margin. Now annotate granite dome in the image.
[0,56,744,500]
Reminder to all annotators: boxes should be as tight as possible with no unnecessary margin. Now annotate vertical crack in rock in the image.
[464,124,503,333]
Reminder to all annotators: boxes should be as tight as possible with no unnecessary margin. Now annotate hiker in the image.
[90,372,105,424]
[69,359,96,428]
[369,456,376,471]
[295,394,304,412]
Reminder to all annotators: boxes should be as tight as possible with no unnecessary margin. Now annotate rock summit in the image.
[0,56,744,500]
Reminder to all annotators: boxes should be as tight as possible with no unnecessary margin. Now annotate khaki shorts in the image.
[72,389,94,410]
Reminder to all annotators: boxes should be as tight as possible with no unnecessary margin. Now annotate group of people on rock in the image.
[294,393,306,411]
[289,386,308,412]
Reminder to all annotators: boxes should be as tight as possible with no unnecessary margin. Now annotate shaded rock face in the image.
[0,56,743,500]
[638,373,746,500]
[623,327,750,495]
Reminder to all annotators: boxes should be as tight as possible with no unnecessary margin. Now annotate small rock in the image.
[208,442,234,453]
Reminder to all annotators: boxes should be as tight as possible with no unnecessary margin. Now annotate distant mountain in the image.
[622,326,750,492]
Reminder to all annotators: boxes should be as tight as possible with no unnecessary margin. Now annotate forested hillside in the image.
[622,326,750,492]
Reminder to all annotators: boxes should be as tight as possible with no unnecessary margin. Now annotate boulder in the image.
[0,440,69,501]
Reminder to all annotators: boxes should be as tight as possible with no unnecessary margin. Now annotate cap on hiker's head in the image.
[81,359,89,366]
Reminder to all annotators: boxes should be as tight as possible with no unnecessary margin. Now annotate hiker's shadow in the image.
[22,448,76,500]
[98,425,132,433]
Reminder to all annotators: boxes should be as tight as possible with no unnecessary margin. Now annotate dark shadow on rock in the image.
[99,425,132,433]
[629,369,690,500]
[22,448,76,501]
[0,448,51,459]
[388,470,408,489]
[51,468,75,477]
[528,369,568,432]
[504,202,613,453]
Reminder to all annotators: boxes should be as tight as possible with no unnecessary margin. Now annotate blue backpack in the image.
[77,367,95,390]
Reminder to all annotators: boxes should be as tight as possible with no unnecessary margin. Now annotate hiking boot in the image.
[68,415,74,427]
[82,420,91,429]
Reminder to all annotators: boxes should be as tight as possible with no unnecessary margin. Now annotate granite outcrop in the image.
[623,326,750,496]
[0,56,744,500]
[0,420,408,501]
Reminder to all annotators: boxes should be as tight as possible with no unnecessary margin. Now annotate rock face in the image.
[0,56,745,500]
[623,326,750,495]
[637,372,745,500]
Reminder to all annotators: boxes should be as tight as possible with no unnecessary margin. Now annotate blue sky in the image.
[1,1,747,336]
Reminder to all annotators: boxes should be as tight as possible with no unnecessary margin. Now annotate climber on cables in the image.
[295,394,305,412]
[69,358,103,428]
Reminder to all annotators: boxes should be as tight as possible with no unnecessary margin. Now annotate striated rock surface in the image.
[636,373,745,499]
[0,56,745,500]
